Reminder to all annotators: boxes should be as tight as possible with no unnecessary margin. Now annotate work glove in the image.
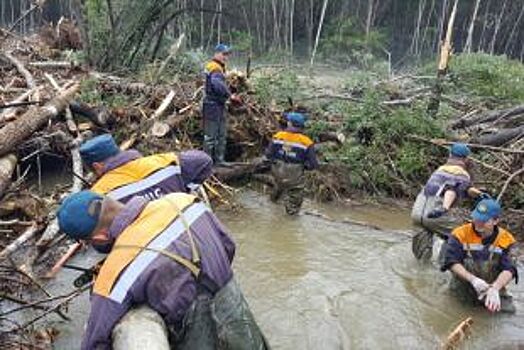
[427,207,448,219]
[483,287,501,312]
[470,276,490,296]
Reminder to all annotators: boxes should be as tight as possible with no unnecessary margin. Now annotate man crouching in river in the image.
[57,190,269,349]
[441,199,518,313]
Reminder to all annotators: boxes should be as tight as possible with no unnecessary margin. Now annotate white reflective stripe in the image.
[489,246,503,254]
[273,139,308,150]
[107,165,181,201]
[108,202,209,302]
[463,243,484,251]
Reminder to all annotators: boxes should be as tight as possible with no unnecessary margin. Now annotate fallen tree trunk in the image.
[0,154,17,199]
[2,52,35,89]
[0,223,39,260]
[0,83,79,157]
[451,104,524,129]
[470,126,524,146]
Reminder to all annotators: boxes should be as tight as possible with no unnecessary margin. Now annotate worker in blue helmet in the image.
[57,190,269,349]
[411,142,490,261]
[441,199,518,313]
[202,43,241,167]
[265,112,318,215]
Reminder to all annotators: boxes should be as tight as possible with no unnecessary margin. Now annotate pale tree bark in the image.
[410,0,426,56]
[464,0,481,53]
[489,0,507,54]
[503,3,524,55]
[290,0,295,55]
[478,0,491,52]
[217,0,222,44]
[365,0,374,40]
[310,0,329,65]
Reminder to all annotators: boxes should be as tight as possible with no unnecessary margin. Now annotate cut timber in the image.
[0,84,79,157]
[441,317,473,350]
[0,89,35,123]
[151,121,171,138]
[0,154,17,199]
[112,306,170,350]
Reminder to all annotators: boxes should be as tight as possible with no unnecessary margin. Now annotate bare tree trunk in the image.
[217,0,222,44]
[410,0,426,56]
[503,3,524,55]
[435,0,448,52]
[464,0,481,53]
[200,0,204,48]
[420,0,436,54]
[365,0,374,41]
[290,0,295,56]
[478,0,491,52]
[310,0,329,66]
[489,0,507,54]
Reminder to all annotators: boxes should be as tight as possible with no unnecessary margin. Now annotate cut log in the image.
[0,89,35,123]
[441,317,473,350]
[69,100,110,126]
[0,83,79,157]
[0,154,17,199]
[112,306,170,350]
[151,121,171,138]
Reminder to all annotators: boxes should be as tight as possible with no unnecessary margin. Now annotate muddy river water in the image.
[49,190,523,349]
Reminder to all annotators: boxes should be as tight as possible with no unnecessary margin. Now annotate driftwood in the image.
[0,83,79,157]
[441,317,473,350]
[0,154,17,198]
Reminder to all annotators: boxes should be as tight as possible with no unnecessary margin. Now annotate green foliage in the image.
[228,30,253,53]
[318,16,387,68]
[79,77,131,108]
[319,95,444,196]
[420,53,524,106]
[252,70,301,106]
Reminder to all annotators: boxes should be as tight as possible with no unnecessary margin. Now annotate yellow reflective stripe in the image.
[93,193,196,298]
[274,131,313,147]
[106,202,208,303]
[273,139,308,150]
[91,153,179,195]
[437,165,470,179]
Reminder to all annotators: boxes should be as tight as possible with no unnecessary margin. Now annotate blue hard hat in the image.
[79,134,120,166]
[450,143,471,158]
[57,190,103,240]
[285,112,306,128]
[214,43,231,53]
[471,199,501,222]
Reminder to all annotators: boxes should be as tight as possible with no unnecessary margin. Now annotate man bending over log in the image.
[411,143,489,261]
[441,199,518,313]
[57,190,269,349]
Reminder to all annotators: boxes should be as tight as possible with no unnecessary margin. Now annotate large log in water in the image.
[112,306,170,350]
[0,84,79,157]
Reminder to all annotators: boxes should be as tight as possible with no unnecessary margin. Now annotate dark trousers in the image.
[203,103,227,163]
[270,161,305,215]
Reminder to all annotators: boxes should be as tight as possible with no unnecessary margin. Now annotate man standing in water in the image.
[441,199,518,313]
[57,190,269,349]
[411,143,489,260]
[265,112,318,215]
[202,43,241,167]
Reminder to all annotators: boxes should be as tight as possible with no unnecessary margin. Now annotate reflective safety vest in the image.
[271,131,314,165]
[451,222,516,282]
[436,164,471,179]
[93,193,212,302]
[91,153,183,203]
